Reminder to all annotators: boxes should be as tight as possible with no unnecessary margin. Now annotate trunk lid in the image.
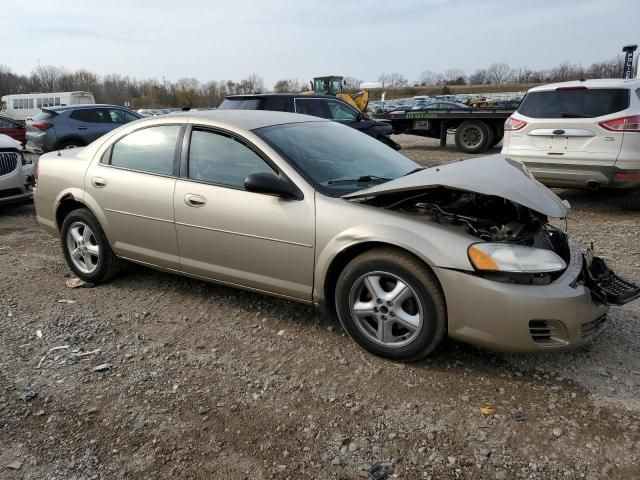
[343,155,570,218]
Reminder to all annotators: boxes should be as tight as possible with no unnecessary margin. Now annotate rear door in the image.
[68,108,114,142]
[108,108,140,126]
[84,124,183,267]
[508,87,629,167]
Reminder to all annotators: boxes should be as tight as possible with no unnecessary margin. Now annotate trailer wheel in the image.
[455,121,492,153]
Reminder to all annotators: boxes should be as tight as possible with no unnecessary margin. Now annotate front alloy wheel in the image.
[349,272,423,347]
[335,248,446,361]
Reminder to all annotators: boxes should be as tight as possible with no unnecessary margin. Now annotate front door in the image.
[173,127,315,300]
[85,124,182,268]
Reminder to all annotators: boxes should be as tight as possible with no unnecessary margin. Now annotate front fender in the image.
[313,222,475,305]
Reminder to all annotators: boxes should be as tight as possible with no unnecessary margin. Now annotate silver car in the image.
[0,134,35,205]
[33,111,640,360]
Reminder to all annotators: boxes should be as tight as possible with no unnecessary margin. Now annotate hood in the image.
[343,155,570,218]
[0,133,22,150]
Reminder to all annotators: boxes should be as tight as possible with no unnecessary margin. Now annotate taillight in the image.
[599,115,640,132]
[32,122,53,131]
[504,117,527,131]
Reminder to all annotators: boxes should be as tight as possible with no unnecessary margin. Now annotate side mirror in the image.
[244,172,301,200]
[355,112,364,122]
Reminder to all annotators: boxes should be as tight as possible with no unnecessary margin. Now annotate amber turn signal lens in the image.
[468,245,500,271]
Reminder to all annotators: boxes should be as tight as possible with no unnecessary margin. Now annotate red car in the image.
[0,115,26,145]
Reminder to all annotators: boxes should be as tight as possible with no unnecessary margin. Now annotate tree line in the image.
[0,55,628,109]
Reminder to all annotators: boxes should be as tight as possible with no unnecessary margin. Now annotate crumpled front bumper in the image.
[433,241,637,352]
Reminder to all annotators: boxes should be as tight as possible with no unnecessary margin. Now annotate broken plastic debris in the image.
[480,405,496,415]
[57,299,76,304]
[66,277,94,289]
[36,329,43,339]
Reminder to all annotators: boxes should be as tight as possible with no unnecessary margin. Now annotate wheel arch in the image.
[318,240,446,316]
[54,191,110,242]
[54,135,88,150]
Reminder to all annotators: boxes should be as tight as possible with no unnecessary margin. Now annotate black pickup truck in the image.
[218,94,399,149]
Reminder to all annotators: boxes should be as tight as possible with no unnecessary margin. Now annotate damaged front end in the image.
[344,156,640,306]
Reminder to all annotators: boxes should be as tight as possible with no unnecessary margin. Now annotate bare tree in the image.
[31,65,67,91]
[486,63,512,84]
[377,72,409,88]
[443,69,465,84]
[468,69,488,85]
[343,76,363,91]
[417,70,442,86]
[273,78,304,93]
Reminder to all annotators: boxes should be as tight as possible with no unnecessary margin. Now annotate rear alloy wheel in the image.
[335,248,446,361]
[60,208,123,283]
[455,121,492,153]
[58,140,84,149]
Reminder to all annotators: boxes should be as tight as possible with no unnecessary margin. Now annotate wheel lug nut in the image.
[386,301,393,306]
[381,315,387,320]
[389,312,395,317]
[376,299,383,304]
[373,307,379,312]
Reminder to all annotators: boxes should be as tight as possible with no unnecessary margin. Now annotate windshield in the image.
[255,121,419,195]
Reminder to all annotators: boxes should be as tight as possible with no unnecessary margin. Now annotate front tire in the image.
[60,208,123,283]
[335,248,446,361]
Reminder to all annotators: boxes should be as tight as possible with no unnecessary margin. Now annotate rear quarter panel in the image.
[34,150,90,235]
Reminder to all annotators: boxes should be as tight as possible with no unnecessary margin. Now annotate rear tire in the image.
[619,188,640,211]
[57,140,84,149]
[455,121,492,153]
[335,248,447,361]
[60,208,123,283]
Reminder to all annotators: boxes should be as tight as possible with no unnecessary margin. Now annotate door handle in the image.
[77,126,87,130]
[184,193,206,207]
[91,177,107,188]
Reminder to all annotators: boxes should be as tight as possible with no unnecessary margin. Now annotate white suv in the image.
[502,79,640,209]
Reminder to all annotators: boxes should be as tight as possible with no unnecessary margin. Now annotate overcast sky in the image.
[2,0,638,87]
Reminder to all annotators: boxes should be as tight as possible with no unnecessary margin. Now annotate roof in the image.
[225,93,336,100]
[166,109,326,130]
[44,103,132,113]
[529,78,640,92]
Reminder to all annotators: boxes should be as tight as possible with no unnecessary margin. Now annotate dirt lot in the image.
[1,137,639,479]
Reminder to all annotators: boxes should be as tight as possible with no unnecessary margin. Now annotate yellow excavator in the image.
[303,75,370,114]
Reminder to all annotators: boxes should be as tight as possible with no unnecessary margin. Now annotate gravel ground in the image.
[1,137,639,479]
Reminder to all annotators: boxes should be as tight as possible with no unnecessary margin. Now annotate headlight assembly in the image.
[468,243,566,274]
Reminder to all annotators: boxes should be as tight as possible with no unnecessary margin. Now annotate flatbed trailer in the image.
[377,108,516,153]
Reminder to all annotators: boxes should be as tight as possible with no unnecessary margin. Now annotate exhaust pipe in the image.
[586,181,600,191]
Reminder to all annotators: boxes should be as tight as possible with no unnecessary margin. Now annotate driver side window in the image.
[327,100,359,121]
[188,129,275,189]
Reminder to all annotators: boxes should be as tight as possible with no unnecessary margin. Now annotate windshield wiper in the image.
[560,112,589,118]
[327,175,392,185]
[403,167,425,176]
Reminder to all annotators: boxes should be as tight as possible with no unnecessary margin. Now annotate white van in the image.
[0,91,95,121]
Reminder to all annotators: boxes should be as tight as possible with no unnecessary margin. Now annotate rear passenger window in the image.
[110,125,180,176]
[188,129,275,188]
[70,108,112,123]
[295,98,330,118]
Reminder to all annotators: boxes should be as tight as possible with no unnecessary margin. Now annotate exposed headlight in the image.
[468,243,566,273]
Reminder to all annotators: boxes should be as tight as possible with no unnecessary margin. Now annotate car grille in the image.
[0,188,22,199]
[581,315,607,338]
[0,151,19,176]
[528,320,568,346]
